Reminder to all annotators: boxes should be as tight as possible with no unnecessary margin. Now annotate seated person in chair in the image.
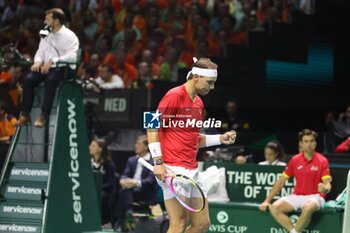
[114,135,157,231]
[15,8,79,128]
[259,140,287,166]
[89,138,116,227]
[259,129,332,233]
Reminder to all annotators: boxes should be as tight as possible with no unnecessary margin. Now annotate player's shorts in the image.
[280,194,325,211]
[156,164,207,200]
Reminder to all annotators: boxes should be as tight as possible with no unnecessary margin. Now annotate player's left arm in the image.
[318,160,332,194]
[198,131,237,148]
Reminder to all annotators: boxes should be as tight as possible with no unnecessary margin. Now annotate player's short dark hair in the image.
[298,129,318,141]
[187,57,218,80]
[193,57,218,70]
[45,8,66,25]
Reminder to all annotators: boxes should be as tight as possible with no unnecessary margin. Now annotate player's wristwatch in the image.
[155,158,164,165]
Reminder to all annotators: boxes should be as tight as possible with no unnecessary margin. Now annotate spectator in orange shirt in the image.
[130,5,146,35]
[113,0,145,34]
[104,40,135,66]
[112,47,138,88]
[124,28,144,57]
[0,101,17,144]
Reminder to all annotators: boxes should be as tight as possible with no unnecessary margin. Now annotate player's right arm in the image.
[148,90,181,181]
[259,175,288,212]
[147,129,167,182]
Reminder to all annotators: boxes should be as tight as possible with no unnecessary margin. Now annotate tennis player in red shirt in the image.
[147,57,237,233]
[259,129,332,233]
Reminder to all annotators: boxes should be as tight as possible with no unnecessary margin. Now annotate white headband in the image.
[186,57,218,80]
[186,67,218,80]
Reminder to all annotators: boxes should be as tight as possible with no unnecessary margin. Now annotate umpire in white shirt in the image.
[15,8,79,128]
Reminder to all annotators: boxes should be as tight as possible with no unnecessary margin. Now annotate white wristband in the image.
[205,134,221,147]
[148,142,162,158]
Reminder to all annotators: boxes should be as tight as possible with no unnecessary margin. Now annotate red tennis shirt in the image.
[282,152,331,198]
[158,84,204,169]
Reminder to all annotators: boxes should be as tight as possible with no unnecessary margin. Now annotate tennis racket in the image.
[138,157,206,213]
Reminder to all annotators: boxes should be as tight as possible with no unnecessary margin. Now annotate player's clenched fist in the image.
[220,130,237,144]
[318,183,330,194]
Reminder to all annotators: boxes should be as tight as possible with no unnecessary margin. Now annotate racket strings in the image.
[171,176,205,212]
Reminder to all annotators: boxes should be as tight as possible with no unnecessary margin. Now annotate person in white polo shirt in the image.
[15,8,79,128]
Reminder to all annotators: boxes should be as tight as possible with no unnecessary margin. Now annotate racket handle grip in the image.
[138,157,155,171]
